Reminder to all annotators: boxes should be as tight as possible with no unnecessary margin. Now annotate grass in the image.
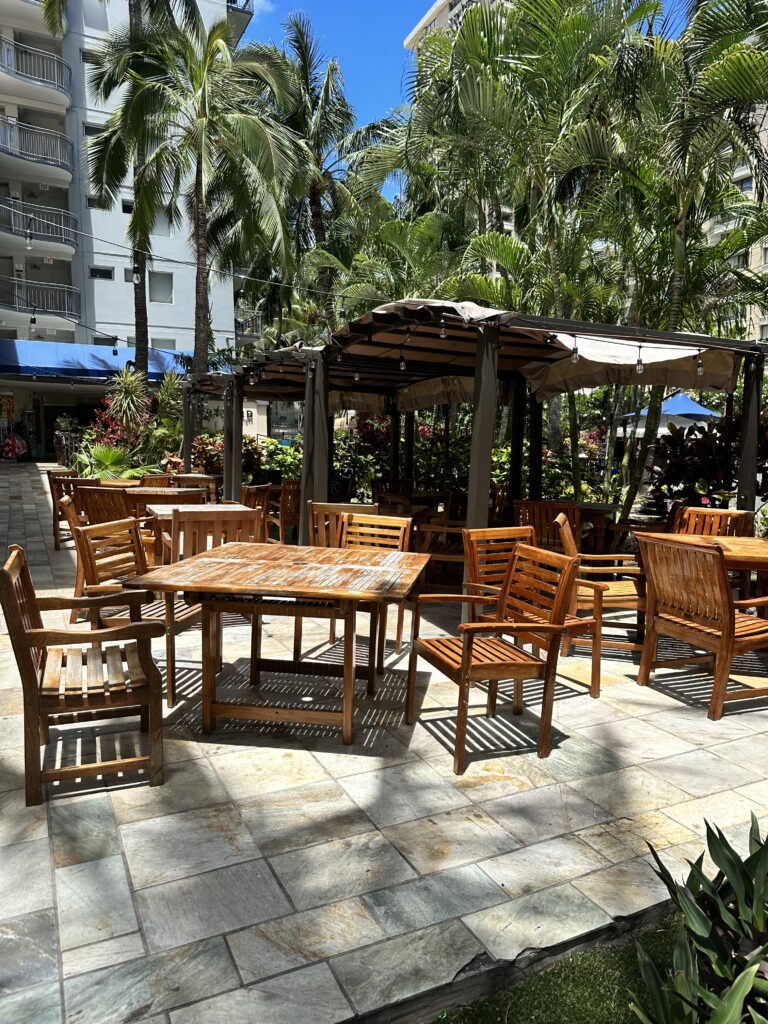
[436,916,680,1024]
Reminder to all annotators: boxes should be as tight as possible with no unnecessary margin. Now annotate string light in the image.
[635,346,644,375]
[339,307,349,332]
[570,344,580,364]
[353,370,360,382]
[25,218,33,250]
[132,261,141,285]
[112,342,118,356]
[696,350,705,377]
[399,347,407,371]
[247,371,257,386]
[439,318,447,340]
[29,307,36,327]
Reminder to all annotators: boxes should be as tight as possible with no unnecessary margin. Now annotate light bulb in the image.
[247,372,256,386]
[635,353,644,375]
[440,326,447,340]
[399,351,407,371]
[339,306,349,332]
[30,311,36,326]
[696,352,704,377]
[112,344,118,357]
[132,262,141,285]
[570,346,580,364]
[25,231,32,250]
[354,371,360,383]
[336,352,342,362]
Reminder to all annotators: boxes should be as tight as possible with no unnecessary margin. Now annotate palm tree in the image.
[88,16,301,431]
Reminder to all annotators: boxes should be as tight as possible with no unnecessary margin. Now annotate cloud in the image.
[252,0,275,14]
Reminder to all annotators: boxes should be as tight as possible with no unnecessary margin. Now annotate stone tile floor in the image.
[2,463,768,1023]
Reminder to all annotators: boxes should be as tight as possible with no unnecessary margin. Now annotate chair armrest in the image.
[37,590,155,611]
[416,593,494,608]
[25,621,166,647]
[734,596,768,608]
[464,582,502,596]
[457,620,568,636]
[580,553,638,564]
[576,579,609,593]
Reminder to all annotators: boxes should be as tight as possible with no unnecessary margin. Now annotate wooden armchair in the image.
[637,534,768,720]
[267,480,301,543]
[490,483,510,525]
[0,545,165,806]
[672,507,755,596]
[49,474,91,550]
[162,507,263,563]
[75,518,199,708]
[140,473,174,487]
[513,500,582,551]
[407,543,579,773]
[241,484,272,538]
[79,485,132,524]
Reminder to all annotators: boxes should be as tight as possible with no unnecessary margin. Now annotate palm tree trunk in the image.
[308,180,335,325]
[618,212,686,521]
[602,384,625,501]
[192,156,209,436]
[128,0,149,376]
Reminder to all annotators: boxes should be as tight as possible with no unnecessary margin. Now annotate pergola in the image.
[185,300,765,541]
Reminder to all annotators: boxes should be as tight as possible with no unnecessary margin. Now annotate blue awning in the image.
[0,339,182,382]
[626,391,721,419]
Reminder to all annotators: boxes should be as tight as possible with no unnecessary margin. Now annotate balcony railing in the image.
[227,0,254,12]
[0,275,80,317]
[0,37,71,95]
[0,198,77,248]
[0,115,74,173]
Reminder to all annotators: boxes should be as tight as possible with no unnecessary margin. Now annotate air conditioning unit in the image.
[39,183,49,191]
[13,261,23,272]
[43,257,53,265]
[10,191,20,200]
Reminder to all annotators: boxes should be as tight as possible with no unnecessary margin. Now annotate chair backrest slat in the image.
[674,507,755,538]
[279,480,302,519]
[340,513,411,552]
[513,500,581,551]
[168,508,263,563]
[50,475,94,517]
[241,483,272,513]
[492,543,578,626]
[463,526,537,588]
[140,473,174,487]
[308,502,379,548]
[80,486,132,525]
[637,534,733,633]
[76,518,148,586]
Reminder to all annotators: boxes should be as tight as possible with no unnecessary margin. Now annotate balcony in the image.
[0,38,72,107]
[0,116,73,184]
[0,198,77,254]
[226,0,253,44]
[3,0,64,33]
[0,274,80,318]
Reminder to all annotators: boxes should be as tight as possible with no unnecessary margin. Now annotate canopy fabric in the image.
[328,391,387,415]
[396,375,479,412]
[631,392,721,419]
[0,339,180,381]
[522,335,741,399]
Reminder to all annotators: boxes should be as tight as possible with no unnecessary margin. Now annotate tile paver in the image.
[2,463,768,1021]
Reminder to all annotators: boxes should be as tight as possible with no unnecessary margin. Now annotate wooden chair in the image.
[140,473,174,487]
[75,518,200,708]
[372,478,412,504]
[636,534,768,720]
[163,507,263,563]
[267,480,302,543]
[463,526,536,596]
[300,502,379,649]
[172,474,219,502]
[241,483,272,512]
[490,483,510,525]
[340,513,412,669]
[513,500,582,552]
[407,543,580,773]
[127,488,206,519]
[672,507,755,597]
[49,475,91,550]
[58,496,88,624]
[555,514,644,662]
[79,486,132,525]
[0,545,165,806]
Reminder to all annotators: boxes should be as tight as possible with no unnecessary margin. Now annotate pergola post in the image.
[466,322,499,529]
[508,373,527,506]
[404,410,415,482]
[222,377,234,501]
[298,353,329,544]
[327,414,335,489]
[231,374,244,501]
[390,403,401,482]
[182,383,193,472]
[736,351,764,510]
[528,389,543,500]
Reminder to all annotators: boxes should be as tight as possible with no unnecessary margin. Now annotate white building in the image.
[0,0,251,355]
[404,0,497,50]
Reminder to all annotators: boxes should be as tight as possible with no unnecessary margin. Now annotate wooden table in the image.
[172,474,221,501]
[146,502,253,563]
[579,502,620,553]
[129,543,430,742]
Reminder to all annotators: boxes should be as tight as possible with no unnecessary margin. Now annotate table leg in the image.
[367,606,377,697]
[343,601,356,744]
[202,605,217,734]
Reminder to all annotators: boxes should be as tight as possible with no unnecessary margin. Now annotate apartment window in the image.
[122,199,134,214]
[763,245,768,266]
[83,124,103,137]
[86,195,111,210]
[729,251,749,268]
[761,324,768,342]
[738,176,753,193]
[151,337,176,350]
[89,266,114,280]
[80,49,97,64]
[123,267,136,284]
[152,214,172,237]
[148,271,173,303]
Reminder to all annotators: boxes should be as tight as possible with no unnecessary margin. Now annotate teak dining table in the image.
[128,542,430,743]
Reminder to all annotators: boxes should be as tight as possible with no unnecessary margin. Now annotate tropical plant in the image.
[633,815,768,1023]
[106,367,151,433]
[88,15,302,430]
[74,443,155,479]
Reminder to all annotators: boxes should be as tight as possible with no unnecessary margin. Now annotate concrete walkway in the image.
[2,463,768,1024]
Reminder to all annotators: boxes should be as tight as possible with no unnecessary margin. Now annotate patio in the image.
[3,463,768,1024]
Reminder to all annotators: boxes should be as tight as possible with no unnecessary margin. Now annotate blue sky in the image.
[243,1,417,127]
